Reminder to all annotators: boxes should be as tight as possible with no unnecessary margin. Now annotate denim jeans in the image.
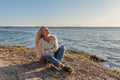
[41,47,65,67]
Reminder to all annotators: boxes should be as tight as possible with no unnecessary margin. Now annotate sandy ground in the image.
[0,46,120,80]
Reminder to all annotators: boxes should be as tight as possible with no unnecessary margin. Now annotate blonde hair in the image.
[35,26,44,58]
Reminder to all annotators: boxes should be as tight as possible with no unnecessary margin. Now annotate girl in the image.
[35,26,73,73]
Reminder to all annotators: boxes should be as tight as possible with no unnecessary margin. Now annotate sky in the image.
[0,0,120,27]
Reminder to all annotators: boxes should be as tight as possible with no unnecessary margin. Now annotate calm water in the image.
[0,27,120,68]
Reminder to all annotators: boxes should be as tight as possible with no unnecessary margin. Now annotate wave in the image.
[102,40,120,44]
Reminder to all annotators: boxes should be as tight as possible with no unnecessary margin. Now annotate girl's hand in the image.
[51,48,56,52]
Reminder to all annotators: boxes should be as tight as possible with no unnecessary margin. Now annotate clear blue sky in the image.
[0,0,120,27]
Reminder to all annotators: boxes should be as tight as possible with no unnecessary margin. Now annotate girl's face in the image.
[41,27,50,37]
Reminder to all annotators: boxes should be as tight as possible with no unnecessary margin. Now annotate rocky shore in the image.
[0,45,120,80]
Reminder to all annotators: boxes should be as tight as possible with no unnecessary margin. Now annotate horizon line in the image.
[0,25,120,28]
[0,26,120,28]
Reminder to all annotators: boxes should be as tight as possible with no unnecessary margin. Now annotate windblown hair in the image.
[35,27,44,58]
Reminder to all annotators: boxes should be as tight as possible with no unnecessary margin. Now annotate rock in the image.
[90,55,105,62]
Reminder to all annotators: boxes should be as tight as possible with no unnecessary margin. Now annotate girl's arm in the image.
[53,35,58,51]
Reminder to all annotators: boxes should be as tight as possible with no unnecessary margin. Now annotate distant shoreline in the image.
[0,26,120,28]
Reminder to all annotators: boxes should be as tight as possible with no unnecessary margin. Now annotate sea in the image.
[0,27,120,70]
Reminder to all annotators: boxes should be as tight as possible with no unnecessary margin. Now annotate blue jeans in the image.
[41,47,65,67]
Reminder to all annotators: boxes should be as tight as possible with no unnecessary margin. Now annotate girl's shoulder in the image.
[50,35,57,40]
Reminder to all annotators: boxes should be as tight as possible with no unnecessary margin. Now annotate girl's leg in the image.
[54,47,65,61]
[42,53,60,67]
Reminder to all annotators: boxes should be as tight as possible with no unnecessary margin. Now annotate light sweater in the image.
[36,35,58,58]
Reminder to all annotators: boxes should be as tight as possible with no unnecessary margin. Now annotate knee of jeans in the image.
[59,46,65,50]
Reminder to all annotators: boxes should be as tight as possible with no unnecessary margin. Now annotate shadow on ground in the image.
[0,61,69,80]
